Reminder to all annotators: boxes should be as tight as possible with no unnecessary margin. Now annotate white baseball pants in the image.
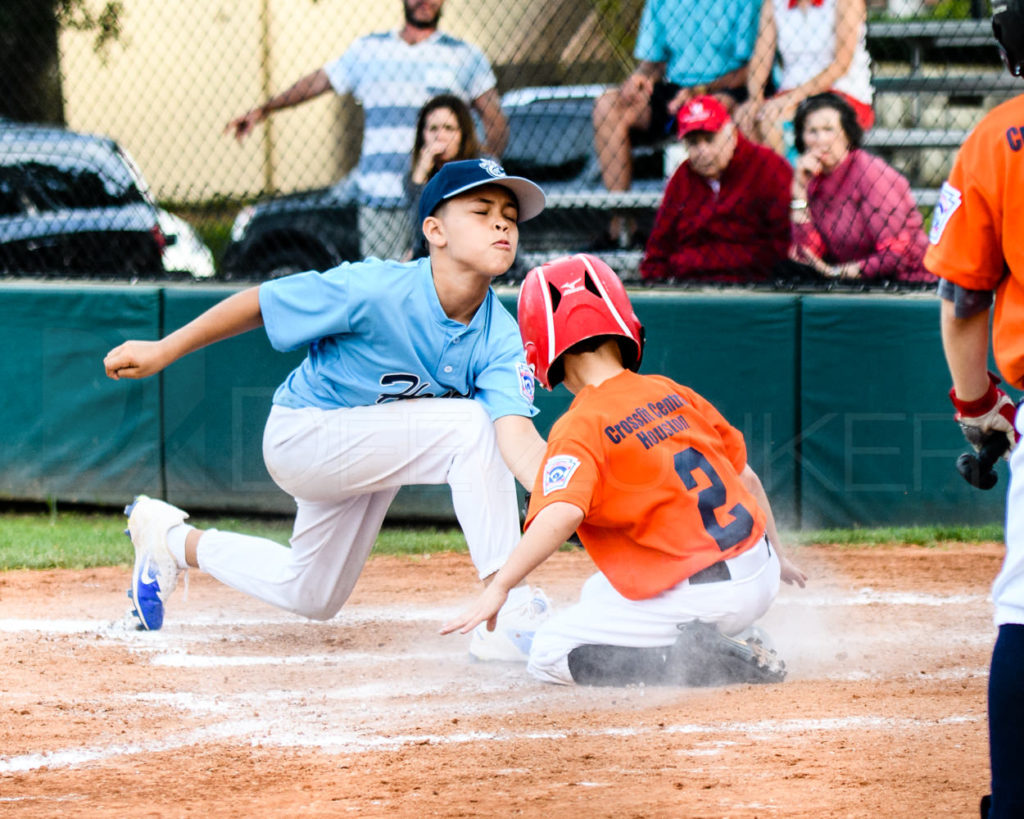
[195,399,520,620]
[994,405,1024,627]
[527,537,781,685]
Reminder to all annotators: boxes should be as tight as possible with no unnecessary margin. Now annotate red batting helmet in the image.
[517,254,644,390]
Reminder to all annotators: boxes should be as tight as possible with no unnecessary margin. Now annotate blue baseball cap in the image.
[418,158,546,226]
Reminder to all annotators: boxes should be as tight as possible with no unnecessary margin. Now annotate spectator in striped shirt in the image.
[226,0,508,261]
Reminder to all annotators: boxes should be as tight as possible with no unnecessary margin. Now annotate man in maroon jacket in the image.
[639,96,792,284]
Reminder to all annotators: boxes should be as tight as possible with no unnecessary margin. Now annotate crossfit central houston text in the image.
[604,393,690,450]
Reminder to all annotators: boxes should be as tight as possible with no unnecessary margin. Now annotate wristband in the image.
[950,372,1002,417]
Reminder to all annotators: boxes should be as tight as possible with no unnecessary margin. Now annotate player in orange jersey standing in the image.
[442,254,806,686]
[925,3,1024,815]
[929,3,1024,814]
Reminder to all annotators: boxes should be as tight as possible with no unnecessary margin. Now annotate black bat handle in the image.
[957,433,1012,490]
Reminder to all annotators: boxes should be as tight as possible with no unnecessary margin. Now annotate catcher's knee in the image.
[291,597,342,621]
[282,575,353,621]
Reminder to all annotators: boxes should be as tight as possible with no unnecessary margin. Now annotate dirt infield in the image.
[0,542,1004,818]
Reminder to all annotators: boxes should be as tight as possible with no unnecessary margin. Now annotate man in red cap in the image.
[639,95,793,284]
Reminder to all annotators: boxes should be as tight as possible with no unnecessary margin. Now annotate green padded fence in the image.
[799,295,1006,528]
[161,288,304,511]
[0,284,163,505]
[0,284,1008,528]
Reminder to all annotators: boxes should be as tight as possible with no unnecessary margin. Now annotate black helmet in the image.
[994,0,1024,77]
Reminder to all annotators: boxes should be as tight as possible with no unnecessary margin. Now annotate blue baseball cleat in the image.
[125,495,189,631]
[127,585,163,631]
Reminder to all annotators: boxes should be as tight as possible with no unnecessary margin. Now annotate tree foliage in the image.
[0,0,123,124]
[587,0,643,68]
[57,0,125,53]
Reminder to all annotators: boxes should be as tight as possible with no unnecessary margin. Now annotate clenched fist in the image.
[103,339,171,380]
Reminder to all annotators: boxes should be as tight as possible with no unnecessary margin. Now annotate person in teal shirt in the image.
[592,0,760,192]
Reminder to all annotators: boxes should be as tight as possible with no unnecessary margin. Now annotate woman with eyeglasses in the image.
[736,0,873,156]
[787,92,932,285]
[405,94,482,259]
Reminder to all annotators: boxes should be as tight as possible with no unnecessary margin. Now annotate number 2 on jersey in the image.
[673,447,754,552]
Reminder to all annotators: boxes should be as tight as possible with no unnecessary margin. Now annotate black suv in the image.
[222,176,360,280]
[0,121,166,277]
[221,85,665,280]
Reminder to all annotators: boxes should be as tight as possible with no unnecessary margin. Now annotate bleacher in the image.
[865,17,1014,191]
[7,2,1011,283]
[510,15,1016,281]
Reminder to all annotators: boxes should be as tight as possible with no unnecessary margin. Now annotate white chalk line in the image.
[7,634,991,678]
[819,666,989,683]
[147,649,466,667]
[0,588,989,638]
[122,678,541,713]
[0,605,458,637]
[0,711,984,775]
[776,589,986,607]
[0,588,992,777]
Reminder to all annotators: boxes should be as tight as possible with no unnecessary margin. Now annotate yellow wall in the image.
[59,0,615,202]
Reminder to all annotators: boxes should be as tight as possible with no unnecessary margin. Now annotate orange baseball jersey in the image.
[925,94,1024,388]
[525,369,767,600]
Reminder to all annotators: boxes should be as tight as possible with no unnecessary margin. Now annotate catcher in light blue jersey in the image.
[262,256,535,419]
[103,159,553,660]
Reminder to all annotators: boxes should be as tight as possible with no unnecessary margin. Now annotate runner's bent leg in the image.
[528,540,779,684]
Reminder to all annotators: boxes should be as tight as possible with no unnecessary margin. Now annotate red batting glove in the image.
[950,372,1019,457]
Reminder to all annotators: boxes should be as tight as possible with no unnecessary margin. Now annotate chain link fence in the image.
[0,0,1009,285]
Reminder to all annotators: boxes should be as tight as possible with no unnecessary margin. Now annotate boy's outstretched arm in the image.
[739,464,807,588]
[104,287,264,380]
[494,414,548,489]
[440,501,584,636]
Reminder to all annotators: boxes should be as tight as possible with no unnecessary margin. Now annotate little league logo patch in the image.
[517,362,535,404]
[542,455,580,496]
[929,181,962,245]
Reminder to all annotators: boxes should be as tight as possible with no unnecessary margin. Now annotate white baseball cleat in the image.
[125,495,189,631]
[469,587,552,662]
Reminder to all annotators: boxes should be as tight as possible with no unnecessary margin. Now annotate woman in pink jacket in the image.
[789,93,933,285]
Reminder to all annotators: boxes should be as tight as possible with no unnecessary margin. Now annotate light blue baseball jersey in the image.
[634,0,759,87]
[259,257,538,421]
[324,30,496,206]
